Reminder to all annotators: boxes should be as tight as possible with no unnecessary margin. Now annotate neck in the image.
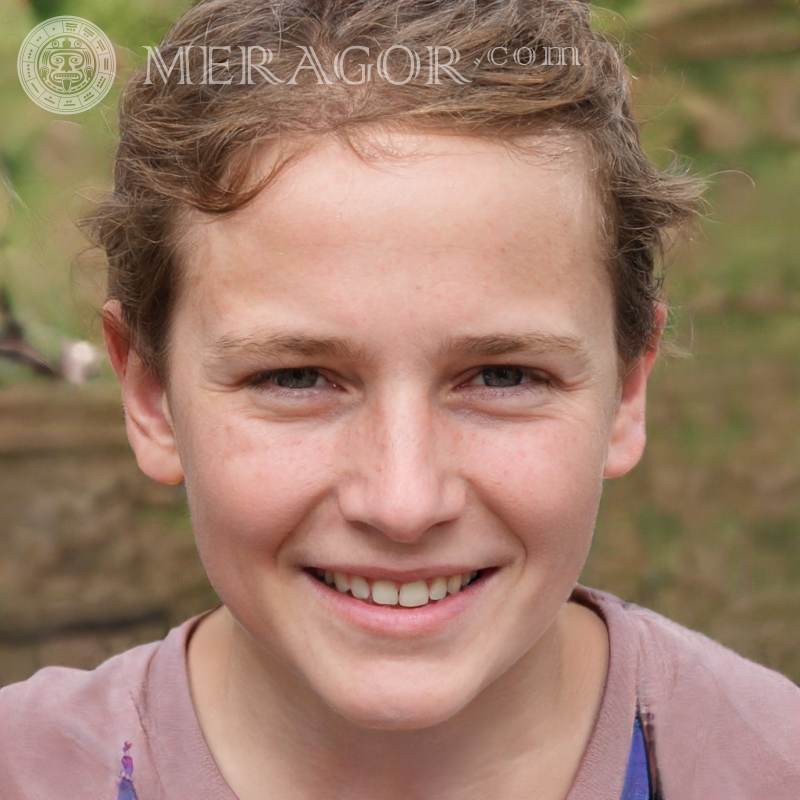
[187,602,608,800]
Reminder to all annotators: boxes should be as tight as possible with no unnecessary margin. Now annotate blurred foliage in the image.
[0,0,798,680]
[584,0,800,682]
[0,0,191,367]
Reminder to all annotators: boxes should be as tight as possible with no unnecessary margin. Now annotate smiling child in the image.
[1,1,798,799]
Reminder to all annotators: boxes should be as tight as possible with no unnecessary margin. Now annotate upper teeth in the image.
[319,570,479,607]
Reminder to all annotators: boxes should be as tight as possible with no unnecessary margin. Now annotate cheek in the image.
[177,409,336,555]
[468,416,607,558]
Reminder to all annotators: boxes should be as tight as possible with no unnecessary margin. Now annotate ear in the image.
[603,307,664,480]
[103,301,184,485]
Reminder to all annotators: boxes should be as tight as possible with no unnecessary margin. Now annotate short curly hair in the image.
[89,0,702,383]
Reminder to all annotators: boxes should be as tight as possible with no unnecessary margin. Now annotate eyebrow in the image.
[206,331,367,362]
[207,329,590,368]
[438,332,592,367]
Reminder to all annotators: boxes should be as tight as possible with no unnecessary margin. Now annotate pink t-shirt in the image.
[2,586,798,799]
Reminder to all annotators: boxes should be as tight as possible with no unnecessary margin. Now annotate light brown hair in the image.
[89,0,702,382]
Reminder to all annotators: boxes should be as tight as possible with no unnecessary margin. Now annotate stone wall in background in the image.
[0,384,217,686]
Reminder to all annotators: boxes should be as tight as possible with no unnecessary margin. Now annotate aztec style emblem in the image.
[17,16,115,114]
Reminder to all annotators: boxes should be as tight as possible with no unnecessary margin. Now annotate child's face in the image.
[122,134,652,728]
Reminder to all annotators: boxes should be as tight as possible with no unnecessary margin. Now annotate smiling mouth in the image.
[309,568,485,608]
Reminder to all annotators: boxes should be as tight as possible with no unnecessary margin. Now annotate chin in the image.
[317,667,481,731]
[333,696,467,731]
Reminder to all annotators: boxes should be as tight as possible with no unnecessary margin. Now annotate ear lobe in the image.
[103,301,184,485]
[602,356,651,479]
[603,308,664,480]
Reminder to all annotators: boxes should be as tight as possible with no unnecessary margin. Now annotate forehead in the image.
[176,133,611,354]
[188,132,599,238]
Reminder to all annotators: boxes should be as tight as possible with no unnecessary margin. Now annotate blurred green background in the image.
[0,0,798,684]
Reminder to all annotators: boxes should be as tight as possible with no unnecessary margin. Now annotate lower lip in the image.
[304,570,494,636]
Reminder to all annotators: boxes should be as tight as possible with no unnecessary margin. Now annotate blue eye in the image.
[478,366,526,387]
[471,366,548,388]
[256,368,323,389]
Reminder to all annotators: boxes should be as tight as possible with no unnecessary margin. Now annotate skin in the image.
[106,133,658,800]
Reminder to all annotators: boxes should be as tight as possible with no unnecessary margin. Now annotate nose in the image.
[337,392,465,544]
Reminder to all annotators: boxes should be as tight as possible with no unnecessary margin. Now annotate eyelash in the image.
[248,368,332,391]
[463,365,552,391]
[248,366,553,394]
